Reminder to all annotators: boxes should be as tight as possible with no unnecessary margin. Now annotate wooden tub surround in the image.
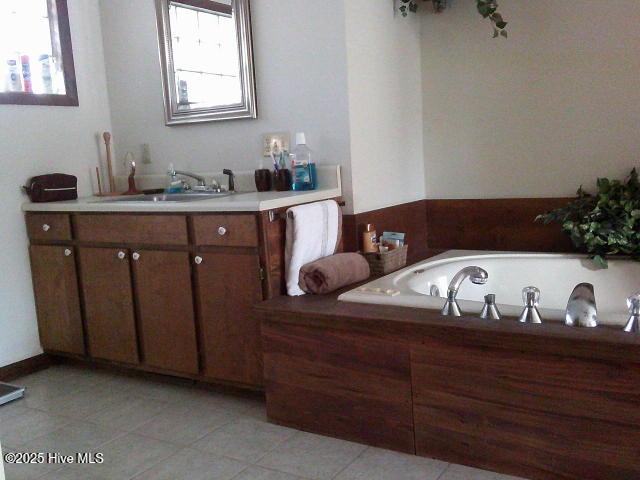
[257,293,640,480]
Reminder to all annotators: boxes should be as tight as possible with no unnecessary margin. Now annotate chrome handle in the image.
[42,224,50,232]
[64,248,72,257]
[217,226,227,236]
[628,293,640,314]
[132,252,140,261]
[522,286,540,307]
[194,256,203,265]
[117,251,126,260]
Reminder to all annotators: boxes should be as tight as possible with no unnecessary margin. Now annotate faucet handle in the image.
[627,293,640,314]
[522,286,540,307]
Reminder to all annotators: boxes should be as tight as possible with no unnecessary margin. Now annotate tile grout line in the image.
[329,445,369,480]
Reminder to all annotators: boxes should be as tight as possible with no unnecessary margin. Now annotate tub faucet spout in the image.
[441,266,488,317]
[565,283,598,328]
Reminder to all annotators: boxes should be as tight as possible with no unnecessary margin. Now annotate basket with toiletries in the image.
[361,231,408,275]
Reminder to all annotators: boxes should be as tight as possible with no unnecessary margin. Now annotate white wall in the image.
[99,0,355,210]
[344,0,425,213]
[0,0,112,367]
[421,0,640,198]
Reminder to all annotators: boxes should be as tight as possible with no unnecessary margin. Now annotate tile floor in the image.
[0,365,526,480]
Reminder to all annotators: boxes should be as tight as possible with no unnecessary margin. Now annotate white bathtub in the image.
[338,250,640,327]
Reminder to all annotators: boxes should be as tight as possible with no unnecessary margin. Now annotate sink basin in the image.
[92,192,233,203]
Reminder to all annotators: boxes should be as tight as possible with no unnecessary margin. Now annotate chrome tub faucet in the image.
[518,286,543,324]
[623,293,640,333]
[441,266,488,317]
[565,283,598,328]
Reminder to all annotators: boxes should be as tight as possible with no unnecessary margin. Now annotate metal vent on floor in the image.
[0,383,25,406]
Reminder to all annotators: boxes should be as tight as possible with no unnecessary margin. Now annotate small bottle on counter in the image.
[362,223,377,253]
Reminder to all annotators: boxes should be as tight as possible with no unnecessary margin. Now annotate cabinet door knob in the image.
[42,224,50,232]
[117,251,126,260]
[217,226,227,236]
[64,248,72,257]
[132,252,140,261]
[194,256,203,265]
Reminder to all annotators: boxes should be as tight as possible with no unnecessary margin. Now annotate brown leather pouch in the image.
[23,174,78,202]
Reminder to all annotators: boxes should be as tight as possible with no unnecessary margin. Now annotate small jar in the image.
[362,223,377,253]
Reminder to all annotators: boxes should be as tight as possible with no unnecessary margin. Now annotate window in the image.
[0,0,78,106]
[169,1,241,110]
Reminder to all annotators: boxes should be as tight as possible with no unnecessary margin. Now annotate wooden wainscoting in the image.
[0,354,52,382]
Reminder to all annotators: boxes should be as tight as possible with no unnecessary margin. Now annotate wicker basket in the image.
[362,245,408,275]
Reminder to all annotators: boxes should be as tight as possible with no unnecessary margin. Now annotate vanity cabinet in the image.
[29,245,84,355]
[195,250,264,385]
[78,247,139,364]
[25,209,290,389]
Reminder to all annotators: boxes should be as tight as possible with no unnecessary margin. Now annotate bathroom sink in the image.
[93,192,233,203]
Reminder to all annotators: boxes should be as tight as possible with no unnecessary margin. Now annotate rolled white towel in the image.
[285,200,341,296]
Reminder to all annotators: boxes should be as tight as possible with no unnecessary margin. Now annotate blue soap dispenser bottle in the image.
[291,132,316,191]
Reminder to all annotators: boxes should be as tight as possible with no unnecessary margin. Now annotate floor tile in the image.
[0,408,70,447]
[257,431,367,480]
[1,446,62,480]
[45,433,176,480]
[440,463,528,480]
[85,395,167,432]
[132,447,247,480]
[231,466,307,480]
[30,383,129,420]
[335,446,448,480]
[134,403,238,446]
[192,418,296,462]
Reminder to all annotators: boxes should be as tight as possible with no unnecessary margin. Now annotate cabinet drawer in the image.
[26,214,72,242]
[75,214,188,245]
[193,214,258,247]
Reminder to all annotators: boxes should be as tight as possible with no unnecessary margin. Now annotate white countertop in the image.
[22,186,342,213]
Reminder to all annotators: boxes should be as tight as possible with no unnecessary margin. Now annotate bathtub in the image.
[338,250,640,327]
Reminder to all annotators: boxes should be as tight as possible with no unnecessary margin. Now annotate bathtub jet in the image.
[441,266,488,317]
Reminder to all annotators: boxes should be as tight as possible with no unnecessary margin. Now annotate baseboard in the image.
[0,354,52,382]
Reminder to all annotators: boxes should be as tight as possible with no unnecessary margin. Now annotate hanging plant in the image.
[398,0,508,38]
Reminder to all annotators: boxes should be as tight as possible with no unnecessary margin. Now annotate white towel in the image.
[285,200,341,296]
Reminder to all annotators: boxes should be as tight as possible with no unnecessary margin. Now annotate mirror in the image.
[0,0,78,106]
[155,0,257,125]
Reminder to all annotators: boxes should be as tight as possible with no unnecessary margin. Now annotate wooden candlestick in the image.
[103,132,116,193]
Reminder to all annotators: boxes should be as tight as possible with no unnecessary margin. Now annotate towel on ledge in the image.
[285,199,342,296]
[299,253,370,295]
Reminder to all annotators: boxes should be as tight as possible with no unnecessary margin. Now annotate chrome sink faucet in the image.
[441,266,488,317]
[167,165,207,188]
[565,283,598,328]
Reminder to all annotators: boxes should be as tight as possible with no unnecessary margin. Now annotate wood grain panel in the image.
[262,320,415,453]
[75,214,188,245]
[425,198,574,252]
[78,247,138,364]
[193,214,258,247]
[343,200,429,264]
[26,214,72,242]
[29,246,84,355]
[132,250,199,374]
[196,251,264,386]
[411,337,640,480]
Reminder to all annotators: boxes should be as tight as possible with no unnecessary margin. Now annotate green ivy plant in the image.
[536,168,640,268]
[399,0,508,38]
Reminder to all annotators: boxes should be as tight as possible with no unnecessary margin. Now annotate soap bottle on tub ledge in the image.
[290,132,317,191]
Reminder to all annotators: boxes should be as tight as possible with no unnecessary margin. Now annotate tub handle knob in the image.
[518,286,542,324]
[623,292,640,333]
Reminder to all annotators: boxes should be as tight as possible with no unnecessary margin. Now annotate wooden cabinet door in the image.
[29,245,84,355]
[78,248,138,364]
[132,250,198,374]
[195,251,264,385]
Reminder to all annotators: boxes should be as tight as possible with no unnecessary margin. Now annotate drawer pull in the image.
[194,256,203,265]
[64,249,72,257]
[42,224,51,232]
[117,251,126,260]
[217,226,227,236]
[132,252,140,261]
